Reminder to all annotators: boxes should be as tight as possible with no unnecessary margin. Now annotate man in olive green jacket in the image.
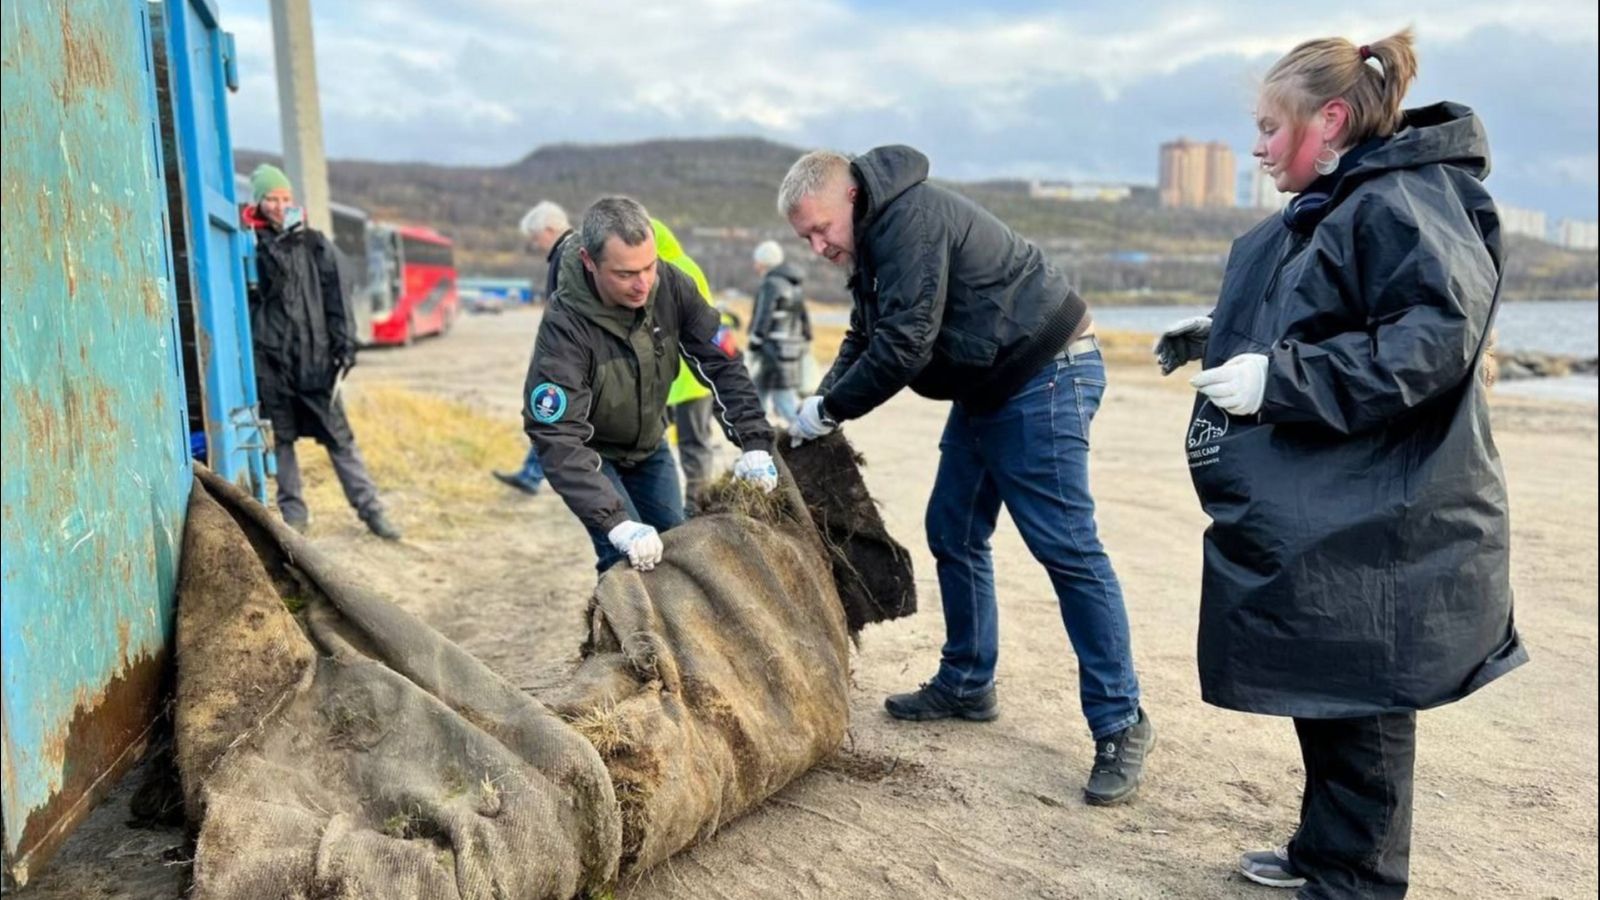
[522,197,776,572]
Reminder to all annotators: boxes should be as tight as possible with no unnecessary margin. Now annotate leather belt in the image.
[1054,334,1100,361]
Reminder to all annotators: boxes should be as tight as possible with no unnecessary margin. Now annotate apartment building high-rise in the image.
[1158,138,1203,208]
[1556,218,1599,251]
[1498,205,1549,241]
[1159,138,1236,209]
[1204,142,1236,208]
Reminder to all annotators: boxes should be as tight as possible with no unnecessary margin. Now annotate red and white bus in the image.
[367,224,460,346]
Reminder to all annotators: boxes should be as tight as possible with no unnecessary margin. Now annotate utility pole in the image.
[269,0,331,234]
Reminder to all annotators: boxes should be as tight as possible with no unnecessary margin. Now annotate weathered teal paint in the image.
[1,0,192,883]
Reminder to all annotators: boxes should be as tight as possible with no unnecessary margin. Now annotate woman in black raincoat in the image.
[1153,31,1525,899]
[247,164,400,540]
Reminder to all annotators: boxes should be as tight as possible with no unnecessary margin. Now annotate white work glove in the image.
[733,449,779,493]
[1153,315,1212,375]
[789,395,838,447]
[1190,353,1269,416]
[607,520,663,571]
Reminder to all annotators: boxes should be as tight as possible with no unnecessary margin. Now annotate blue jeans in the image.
[517,445,546,485]
[585,441,686,573]
[926,349,1141,739]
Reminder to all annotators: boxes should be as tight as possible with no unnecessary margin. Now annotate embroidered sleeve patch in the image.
[530,382,569,424]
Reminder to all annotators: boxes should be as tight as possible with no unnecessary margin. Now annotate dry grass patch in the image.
[1093,328,1155,366]
[297,386,528,536]
[564,701,633,757]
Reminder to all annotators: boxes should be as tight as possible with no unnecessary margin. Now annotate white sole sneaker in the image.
[1238,845,1307,889]
[1238,867,1307,889]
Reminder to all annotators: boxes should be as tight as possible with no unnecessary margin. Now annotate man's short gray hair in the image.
[518,200,568,236]
[777,150,854,217]
[580,196,652,262]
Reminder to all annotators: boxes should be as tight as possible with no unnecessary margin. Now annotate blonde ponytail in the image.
[1263,28,1419,146]
[1361,30,1419,137]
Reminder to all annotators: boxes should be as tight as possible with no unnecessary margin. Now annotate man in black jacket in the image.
[522,197,777,573]
[246,164,399,540]
[780,147,1152,805]
[493,200,575,495]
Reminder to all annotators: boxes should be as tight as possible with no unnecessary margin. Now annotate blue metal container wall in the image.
[164,0,269,499]
[1,0,191,882]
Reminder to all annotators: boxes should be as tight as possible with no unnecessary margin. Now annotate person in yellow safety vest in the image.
[654,218,736,512]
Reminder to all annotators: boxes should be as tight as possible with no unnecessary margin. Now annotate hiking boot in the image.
[363,510,402,541]
[1083,707,1155,806]
[493,470,542,496]
[1238,845,1306,889]
[884,681,998,722]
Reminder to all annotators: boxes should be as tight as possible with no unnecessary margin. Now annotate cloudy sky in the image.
[219,0,1598,221]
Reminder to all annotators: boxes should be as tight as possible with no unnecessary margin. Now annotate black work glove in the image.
[1152,316,1211,376]
[332,341,357,373]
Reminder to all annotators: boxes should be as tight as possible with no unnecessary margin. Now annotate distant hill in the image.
[237,139,1597,304]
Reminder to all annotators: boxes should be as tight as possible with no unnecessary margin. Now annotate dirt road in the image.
[22,308,1597,898]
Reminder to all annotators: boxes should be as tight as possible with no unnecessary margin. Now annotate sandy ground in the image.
[17,307,1598,899]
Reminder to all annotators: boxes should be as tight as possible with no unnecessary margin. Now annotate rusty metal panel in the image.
[1,0,191,885]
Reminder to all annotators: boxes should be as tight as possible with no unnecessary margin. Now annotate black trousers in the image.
[1288,712,1417,899]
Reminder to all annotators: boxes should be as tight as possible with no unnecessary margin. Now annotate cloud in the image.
[218,0,1599,219]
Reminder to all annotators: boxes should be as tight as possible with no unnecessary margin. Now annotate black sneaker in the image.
[1238,845,1306,889]
[493,470,542,495]
[1083,707,1155,806]
[363,510,402,541]
[884,681,999,722]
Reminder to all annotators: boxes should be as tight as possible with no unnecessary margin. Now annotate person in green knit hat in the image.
[245,163,400,540]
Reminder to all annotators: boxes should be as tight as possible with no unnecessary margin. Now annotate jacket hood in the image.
[546,228,573,264]
[769,262,804,285]
[554,235,651,339]
[1284,102,1491,233]
[851,145,930,228]
[1353,101,1490,181]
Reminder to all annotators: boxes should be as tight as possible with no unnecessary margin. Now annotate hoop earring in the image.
[1314,142,1341,176]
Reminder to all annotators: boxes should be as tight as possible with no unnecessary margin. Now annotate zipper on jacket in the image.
[1251,230,1312,346]
[628,319,646,451]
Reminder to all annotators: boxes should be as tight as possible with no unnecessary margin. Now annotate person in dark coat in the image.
[492,200,574,495]
[1154,30,1525,898]
[780,146,1152,806]
[246,164,399,540]
[747,239,811,423]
